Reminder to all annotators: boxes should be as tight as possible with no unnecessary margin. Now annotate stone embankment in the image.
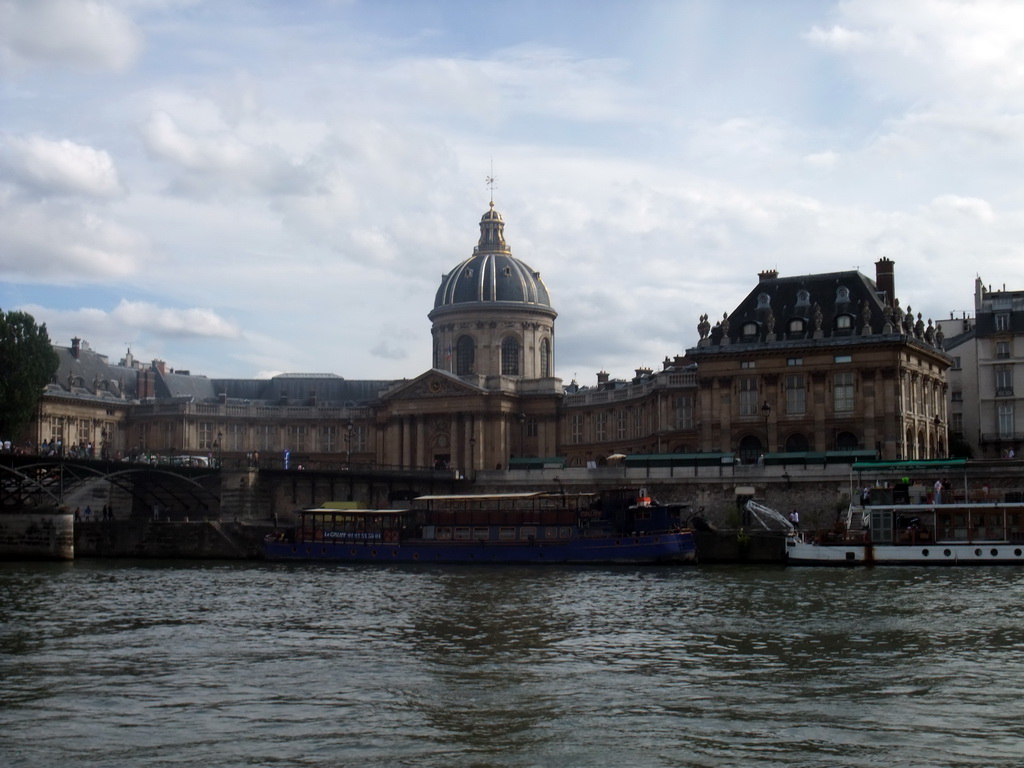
[73,519,275,560]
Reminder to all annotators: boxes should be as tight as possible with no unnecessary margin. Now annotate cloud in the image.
[110,299,241,338]
[0,134,123,198]
[140,110,319,197]
[20,299,241,349]
[805,0,1024,101]
[0,200,146,280]
[0,0,143,75]
[928,194,995,222]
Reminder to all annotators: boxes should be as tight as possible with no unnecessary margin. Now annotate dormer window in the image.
[796,289,810,306]
[756,293,771,309]
[836,314,852,330]
[836,286,850,302]
[742,322,758,337]
[788,318,805,334]
[503,266,512,277]
[464,268,474,279]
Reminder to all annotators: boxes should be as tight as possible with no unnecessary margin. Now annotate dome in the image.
[433,202,552,310]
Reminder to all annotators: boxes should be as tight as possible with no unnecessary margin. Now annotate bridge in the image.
[0,455,474,521]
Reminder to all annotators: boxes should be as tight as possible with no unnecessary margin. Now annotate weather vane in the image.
[486,159,496,203]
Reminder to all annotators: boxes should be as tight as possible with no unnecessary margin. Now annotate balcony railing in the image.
[981,432,1024,442]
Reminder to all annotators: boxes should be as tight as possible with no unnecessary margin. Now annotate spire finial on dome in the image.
[486,160,497,204]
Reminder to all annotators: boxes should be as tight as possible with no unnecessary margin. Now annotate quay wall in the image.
[0,509,74,561]
[73,520,273,560]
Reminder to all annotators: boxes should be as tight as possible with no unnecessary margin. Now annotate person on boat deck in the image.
[788,509,800,529]
[861,486,871,505]
[934,479,943,504]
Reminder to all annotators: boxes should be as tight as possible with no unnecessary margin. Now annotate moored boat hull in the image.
[266,532,696,565]
[786,537,1024,565]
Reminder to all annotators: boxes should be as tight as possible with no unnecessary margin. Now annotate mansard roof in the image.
[47,340,139,402]
[689,268,948,356]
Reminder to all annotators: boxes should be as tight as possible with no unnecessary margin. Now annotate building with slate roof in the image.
[27,204,960,475]
[941,277,1024,459]
[684,259,951,463]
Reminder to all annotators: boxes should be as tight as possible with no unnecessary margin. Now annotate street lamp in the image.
[345,420,354,466]
[216,430,223,467]
[518,412,526,458]
[761,400,772,455]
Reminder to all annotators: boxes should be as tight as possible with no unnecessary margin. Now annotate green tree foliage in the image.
[0,310,59,439]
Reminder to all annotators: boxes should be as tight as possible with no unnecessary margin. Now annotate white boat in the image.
[781,459,1024,565]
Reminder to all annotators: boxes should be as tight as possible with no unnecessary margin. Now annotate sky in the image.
[3,0,1024,387]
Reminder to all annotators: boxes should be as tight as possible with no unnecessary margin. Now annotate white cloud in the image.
[140,110,318,196]
[928,194,995,222]
[0,0,143,75]
[0,200,146,280]
[111,299,240,338]
[804,150,839,169]
[0,134,123,197]
[805,0,1024,101]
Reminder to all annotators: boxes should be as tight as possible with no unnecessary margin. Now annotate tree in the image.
[0,310,59,440]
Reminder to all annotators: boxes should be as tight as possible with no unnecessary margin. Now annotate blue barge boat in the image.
[264,489,697,564]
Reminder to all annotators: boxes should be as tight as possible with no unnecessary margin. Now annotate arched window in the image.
[456,336,475,376]
[501,336,520,376]
[796,289,810,306]
[785,433,810,452]
[739,435,764,465]
[540,338,551,378]
[835,431,858,450]
[757,293,771,309]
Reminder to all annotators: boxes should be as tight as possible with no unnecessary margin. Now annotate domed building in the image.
[374,202,563,473]
[429,201,556,382]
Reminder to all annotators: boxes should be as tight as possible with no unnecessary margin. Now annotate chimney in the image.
[758,269,779,282]
[875,258,895,307]
[596,371,610,386]
[152,359,166,375]
[71,337,81,359]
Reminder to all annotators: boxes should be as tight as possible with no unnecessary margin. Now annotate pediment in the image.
[379,370,483,402]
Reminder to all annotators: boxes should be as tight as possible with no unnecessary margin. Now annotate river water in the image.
[2,562,1023,768]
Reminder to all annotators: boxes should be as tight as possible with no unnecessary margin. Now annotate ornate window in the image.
[540,338,551,377]
[258,425,276,452]
[456,336,475,376]
[570,413,584,444]
[757,293,771,309]
[834,371,855,413]
[739,377,759,416]
[785,375,806,415]
[322,425,337,452]
[836,286,850,302]
[501,336,520,376]
[674,395,694,430]
[788,318,805,334]
[836,314,852,330]
[796,289,810,306]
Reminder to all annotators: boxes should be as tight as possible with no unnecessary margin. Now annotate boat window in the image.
[436,527,452,540]
[520,527,537,541]
[560,526,573,539]
[473,527,489,540]
[454,527,471,540]
[499,526,516,540]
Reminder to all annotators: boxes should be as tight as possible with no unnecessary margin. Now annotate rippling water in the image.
[2,562,1024,767]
